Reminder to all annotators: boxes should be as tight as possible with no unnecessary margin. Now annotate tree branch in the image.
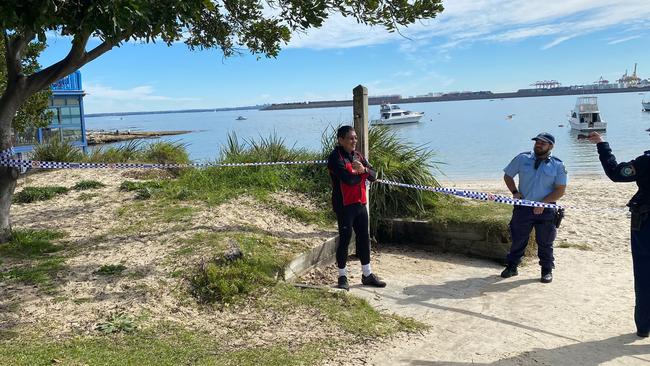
[3,29,35,81]
[25,30,122,96]
[24,32,96,94]
[82,39,116,64]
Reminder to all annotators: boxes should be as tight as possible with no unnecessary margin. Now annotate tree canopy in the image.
[0,0,444,242]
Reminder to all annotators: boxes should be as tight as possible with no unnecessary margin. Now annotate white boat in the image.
[236,116,247,120]
[371,103,424,125]
[568,96,607,131]
[643,100,650,112]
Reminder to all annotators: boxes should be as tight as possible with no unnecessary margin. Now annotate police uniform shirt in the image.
[503,152,568,202]
[597,142,650,204]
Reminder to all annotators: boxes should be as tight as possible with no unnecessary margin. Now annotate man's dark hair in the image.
[337,125,355,139]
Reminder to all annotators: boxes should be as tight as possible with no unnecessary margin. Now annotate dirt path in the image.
[331,246,650,365]
[304,175,650,365]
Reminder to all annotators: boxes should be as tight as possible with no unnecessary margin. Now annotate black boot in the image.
[541,268,553,283]
[500,264,518,278]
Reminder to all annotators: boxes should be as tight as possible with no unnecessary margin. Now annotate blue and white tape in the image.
[0,147,15,159]
[0,148,560,209]
[376,179,562,210]
[0,157,327,170]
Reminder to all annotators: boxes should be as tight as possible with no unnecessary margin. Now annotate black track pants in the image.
[335,203,371,269]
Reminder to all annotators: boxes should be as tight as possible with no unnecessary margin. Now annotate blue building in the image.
[13,70,87,153]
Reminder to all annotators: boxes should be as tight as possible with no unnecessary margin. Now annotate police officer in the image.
[327,125,386,290]
[501,132,568,283]
[588,131,650,338]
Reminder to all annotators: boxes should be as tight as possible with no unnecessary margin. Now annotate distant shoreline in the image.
[261,86,650,111]
[85,105,260,118]
[82,86,650,117]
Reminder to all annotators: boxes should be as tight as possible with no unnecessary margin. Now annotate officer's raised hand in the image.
[587,132,603,144]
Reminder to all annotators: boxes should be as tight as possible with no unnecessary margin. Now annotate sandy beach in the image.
[308,174,650,365]
[441,173,638,253]
[3,170,649,365]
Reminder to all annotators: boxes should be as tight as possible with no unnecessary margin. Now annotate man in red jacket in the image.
[327,125,386,290]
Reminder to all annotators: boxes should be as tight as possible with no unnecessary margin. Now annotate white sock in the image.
[338,267,347,277]
[362,264,372,277]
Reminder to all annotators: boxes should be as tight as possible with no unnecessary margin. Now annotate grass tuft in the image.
[73,180,106,190]
[95,312,137,334]
[95,264,127,276]
[13,186,69,203]
[0,229,66,259]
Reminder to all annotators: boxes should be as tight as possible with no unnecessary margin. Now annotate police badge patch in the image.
[621,165,636,177]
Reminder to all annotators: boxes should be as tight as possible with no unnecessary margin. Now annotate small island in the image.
[86,129,192,145]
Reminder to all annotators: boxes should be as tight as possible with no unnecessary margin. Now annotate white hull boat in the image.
[643,101,650,111]
[371,103,424,125]
[568,96,607,131]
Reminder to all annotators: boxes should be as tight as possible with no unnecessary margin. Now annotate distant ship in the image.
[236,116,247,120]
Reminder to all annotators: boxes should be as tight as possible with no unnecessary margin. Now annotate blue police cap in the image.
[532,132,555,145]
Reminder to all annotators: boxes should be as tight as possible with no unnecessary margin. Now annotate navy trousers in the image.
[335,203,371,269]
[506,206,557,269]
[632,218,650,334]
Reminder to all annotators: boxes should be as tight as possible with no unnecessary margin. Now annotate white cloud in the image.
[607,35,642,44]
[286,0,650,50]
[541,34,579,50]
[83,83,202,113]
[85,84,199,102]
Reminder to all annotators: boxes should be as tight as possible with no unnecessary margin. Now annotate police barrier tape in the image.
[0,147,561,210]
[0,147,15,159]
[376,179,562,210]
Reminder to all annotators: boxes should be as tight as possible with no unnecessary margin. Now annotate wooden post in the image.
[353,85,370,231]
[353,85,369,159]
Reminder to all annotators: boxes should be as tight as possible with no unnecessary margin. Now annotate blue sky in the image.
[39,0,650,114]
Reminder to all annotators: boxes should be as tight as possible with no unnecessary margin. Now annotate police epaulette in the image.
[519,151,531,156]
[550,156,563,162]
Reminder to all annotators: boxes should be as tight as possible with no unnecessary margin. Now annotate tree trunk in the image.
[0,84,26,243]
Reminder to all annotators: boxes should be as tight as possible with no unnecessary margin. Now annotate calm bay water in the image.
[86,92,650,180]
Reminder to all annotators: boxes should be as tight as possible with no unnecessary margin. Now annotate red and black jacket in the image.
[327,146,377,212]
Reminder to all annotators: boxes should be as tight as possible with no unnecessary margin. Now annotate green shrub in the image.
[73,180,106,190]
[141,141,190,165]
[85,140,143,163]
[188,234,287,304]
[221,131,308,164]
[163,132,330,205]
[32,139,83,162]
[95,312,137,334]
[13,186,69,203]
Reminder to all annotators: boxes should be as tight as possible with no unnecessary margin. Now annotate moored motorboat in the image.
[568,96,607,131]
[371,103,424,125]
